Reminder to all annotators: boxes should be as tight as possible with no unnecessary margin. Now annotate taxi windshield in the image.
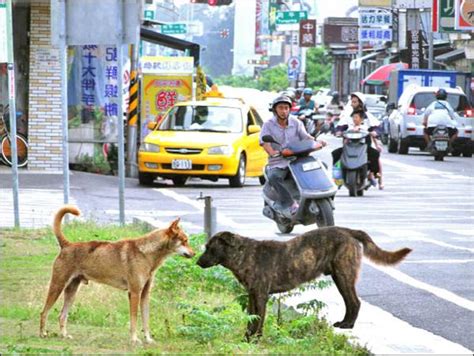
[159,105,243,133]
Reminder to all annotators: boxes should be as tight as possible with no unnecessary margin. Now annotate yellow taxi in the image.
[138,96,268,187]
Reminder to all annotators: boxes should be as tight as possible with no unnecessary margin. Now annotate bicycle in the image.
[0,104,28,167]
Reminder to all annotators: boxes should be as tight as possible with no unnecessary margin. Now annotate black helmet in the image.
[271,95,292,111]
[435,88,447,100]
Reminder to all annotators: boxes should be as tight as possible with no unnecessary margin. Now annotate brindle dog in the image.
[197,227,411,339]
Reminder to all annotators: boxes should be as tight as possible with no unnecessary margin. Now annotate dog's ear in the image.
[216,231,239,247]
[168,218,181,232]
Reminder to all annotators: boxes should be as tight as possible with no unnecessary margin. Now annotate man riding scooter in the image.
[422,88,458,148]
[259,95,326,218]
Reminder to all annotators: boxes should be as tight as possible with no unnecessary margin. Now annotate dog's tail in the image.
[351,229,412,265]
[53,205,80,248]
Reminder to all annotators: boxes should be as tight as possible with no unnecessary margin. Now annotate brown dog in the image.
[40,205,195,344]
[197,227,411,339]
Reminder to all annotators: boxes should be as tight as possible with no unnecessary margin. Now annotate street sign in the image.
[275,10,307,25]
[358,9,392,26]
[161,23,187,35]
[359,28,392,42]
[144,9,154,20]
[287,56,301,71]
[299,19,316,47]
[438,0,458,32]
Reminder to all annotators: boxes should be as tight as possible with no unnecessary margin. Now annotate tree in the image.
[256,64,288,91]
[305,47,332,89]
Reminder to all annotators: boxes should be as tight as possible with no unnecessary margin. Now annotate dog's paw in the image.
[130,337,143,346]
[333,321,354,329]
[39,331,48,338]
[144,336,155,344]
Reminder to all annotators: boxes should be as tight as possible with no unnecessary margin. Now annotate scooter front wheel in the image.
[315,199,335,227]
[277,222,294,234]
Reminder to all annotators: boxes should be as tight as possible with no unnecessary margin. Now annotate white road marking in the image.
[404,259,474,264]
[284,280,473,354]
[446,229,474,236]
[366,261,474,312]
[382,229,474,253]
[154,188,242,229]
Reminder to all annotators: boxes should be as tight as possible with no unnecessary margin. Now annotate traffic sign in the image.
[287,56,301,71]
[275,10,307,25]
[144,9,154,20]
[161,23,187,35]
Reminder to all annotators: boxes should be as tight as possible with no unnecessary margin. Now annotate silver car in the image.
[388,85,473,156]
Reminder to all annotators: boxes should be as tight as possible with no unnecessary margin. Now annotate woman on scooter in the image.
[332,92,383,188]
[260,95,327,216]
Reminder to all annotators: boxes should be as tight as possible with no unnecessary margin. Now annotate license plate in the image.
[171,159,192,170]
[435,141,448,151]
[302,161,320,172]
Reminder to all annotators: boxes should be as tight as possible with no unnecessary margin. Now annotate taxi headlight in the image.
[140,143,160,152]
[208,145,234,155]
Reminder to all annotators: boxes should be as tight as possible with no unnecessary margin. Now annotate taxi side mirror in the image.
[248,124,261,134]
[147,121,157,130]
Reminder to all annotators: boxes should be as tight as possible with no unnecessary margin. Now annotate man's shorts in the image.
[425,127,458,137]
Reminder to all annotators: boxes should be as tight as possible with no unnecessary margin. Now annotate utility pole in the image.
[4,0,20,227]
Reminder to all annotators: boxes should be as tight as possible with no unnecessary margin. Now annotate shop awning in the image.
[361,62,409,86]
[435,48,465,63]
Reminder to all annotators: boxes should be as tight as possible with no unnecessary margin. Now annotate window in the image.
[159,105,242,133]
[411,92,469,113]
[250,108,264,126]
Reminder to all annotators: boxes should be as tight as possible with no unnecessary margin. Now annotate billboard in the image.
[140,56,194,141]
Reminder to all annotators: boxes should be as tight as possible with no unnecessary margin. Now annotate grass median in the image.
[0,221,369,355]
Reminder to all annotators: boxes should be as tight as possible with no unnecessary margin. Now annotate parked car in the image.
[138,97,268,187]
[388,85,473,156]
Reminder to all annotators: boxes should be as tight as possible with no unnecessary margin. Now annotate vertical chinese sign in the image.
[67,45,130,164]
[299,19,316,47]
[140,56,194,141]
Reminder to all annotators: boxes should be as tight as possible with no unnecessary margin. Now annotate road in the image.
[1,136,473,354]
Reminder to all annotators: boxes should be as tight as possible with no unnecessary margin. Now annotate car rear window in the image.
[159,106,243,133]
[411,92,469,112]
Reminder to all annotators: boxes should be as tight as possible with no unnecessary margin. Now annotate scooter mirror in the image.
[262,135,277,143]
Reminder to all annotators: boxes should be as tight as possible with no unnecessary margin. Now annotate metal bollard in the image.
[197,192,216,240]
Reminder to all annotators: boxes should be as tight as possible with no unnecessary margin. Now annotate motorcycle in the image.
[297,109,323,138]
[339,129,371,197]
[429,125,450,161]
[261,126,337,233]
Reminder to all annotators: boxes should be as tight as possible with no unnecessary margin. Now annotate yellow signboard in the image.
[139,56,194,140]
[358,0,392,6]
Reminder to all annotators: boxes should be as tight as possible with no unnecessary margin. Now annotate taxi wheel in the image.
[229,155,246,188]
[138,172,156,186]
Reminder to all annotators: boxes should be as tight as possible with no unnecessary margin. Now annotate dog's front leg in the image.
[245,291,268,341]
[140,279,154,344]
[128,290,142,345]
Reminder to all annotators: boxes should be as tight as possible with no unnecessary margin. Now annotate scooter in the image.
[340,129,370,197]
[298,109,323,138]
[429,125,450,161]
[261,127,338,233]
